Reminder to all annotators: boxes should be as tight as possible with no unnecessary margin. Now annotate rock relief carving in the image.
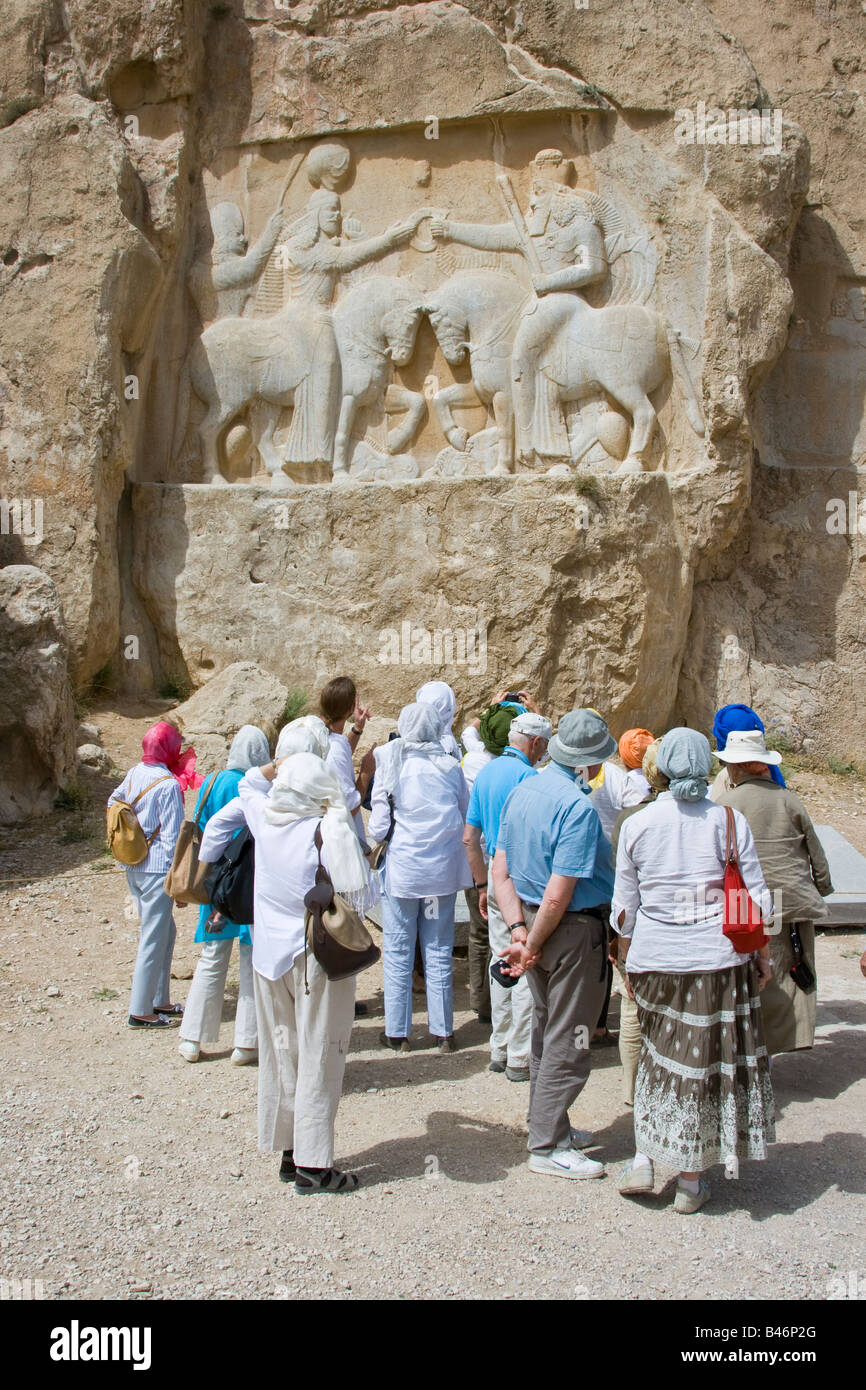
[182,140,703,484]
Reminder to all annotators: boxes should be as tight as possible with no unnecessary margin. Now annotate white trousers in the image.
[253,955,355,1168]
[488,883,533,1068]
[180,939,257,1049]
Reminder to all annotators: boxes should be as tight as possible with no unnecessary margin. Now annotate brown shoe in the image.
[379,1031,410,1053]
[432,1035,456,1053]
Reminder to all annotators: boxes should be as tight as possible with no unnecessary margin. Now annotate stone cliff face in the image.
[0,1,862,810]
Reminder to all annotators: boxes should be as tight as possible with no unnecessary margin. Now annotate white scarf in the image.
[275,715,330,760]
[263,753,379,911]
[375,702,458,796]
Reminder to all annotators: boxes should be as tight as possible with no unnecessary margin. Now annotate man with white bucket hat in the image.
[714,727,833,1055]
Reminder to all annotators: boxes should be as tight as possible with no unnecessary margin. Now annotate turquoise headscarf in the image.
[657,728,711,802]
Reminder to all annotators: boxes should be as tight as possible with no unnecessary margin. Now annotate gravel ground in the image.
[1,702,864,1302]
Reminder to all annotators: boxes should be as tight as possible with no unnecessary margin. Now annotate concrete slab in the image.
[815,825,866,926]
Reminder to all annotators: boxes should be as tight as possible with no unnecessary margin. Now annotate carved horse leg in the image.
[197,398,231,485]
[253,401,286,475]
[490,389,514,475]
[606,380,658,473]
[432,381,479,452]
[333,394,355,475]
[384,384,426,454]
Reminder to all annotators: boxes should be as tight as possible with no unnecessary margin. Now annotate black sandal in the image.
[127,1014,173,1028]
[279,1150,296,1183]
[294,1167,359,1195]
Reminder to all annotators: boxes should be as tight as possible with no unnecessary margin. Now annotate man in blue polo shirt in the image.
[493,709,616,1181]
[462,711,553,1081]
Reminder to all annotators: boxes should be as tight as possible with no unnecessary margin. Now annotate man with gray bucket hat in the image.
[492,709,616,1180]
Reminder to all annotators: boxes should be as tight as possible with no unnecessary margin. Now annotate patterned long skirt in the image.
[631,962,775,1172]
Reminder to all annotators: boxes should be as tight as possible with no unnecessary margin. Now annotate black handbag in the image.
[209,827,255,926]
[788,924,816,991]
[304,823,380,989]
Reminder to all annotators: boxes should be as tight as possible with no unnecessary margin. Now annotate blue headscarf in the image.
[713,703,785,786]
[657,728,711,802]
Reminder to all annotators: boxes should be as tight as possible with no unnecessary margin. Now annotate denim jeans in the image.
[382,890,456,1038]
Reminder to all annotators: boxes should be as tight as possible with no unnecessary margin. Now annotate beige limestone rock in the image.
[0,565,76,822]
[131,472,698,735]
[1,0,864,771]
[170,661,289,769]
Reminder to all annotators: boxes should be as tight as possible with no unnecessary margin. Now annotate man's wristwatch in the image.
[474,880,487,890]
[508,921,526,933]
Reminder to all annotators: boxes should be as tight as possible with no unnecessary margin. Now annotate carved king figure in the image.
[432,149,609,458]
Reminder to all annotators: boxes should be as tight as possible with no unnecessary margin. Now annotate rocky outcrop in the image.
[0,0,863,779]
[0,565,76,821]
[171,660,288,768]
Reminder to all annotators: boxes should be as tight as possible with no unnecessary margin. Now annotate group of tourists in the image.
[108,680,841,1210]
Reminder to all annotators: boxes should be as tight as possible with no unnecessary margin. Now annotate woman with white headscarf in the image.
[239,750,379,1193]
[416,681,461,759]
[178,725,270,1066]
[197,716,332,864]
[369,702,472,1052]
[611,728,775,1214]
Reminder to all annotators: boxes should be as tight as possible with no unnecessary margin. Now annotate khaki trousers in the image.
[616,970,642,1106]
[465,887,491,1017]
[488,881,533,1069]
[253,953,355,1168]
[523,907,607,1152]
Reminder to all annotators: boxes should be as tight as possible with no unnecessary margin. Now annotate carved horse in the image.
[189,276,425,480]
[424,270,528,475]
[426,269,680,473]
[332,277,426,475]
[532,300,671,471]
[189,297,338,480]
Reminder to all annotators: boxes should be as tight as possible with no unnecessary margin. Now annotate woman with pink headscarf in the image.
[108,721,201,1028]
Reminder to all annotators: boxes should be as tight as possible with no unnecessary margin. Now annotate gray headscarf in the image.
[226,724,270,772]
[656,728,711,802]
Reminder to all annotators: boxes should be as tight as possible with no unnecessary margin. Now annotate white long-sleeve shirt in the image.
[611,792,773,974]
[590,762,651,840]
[233,767,323,980]
[368,750,472,898]
[108,762,184,880]
[199,796,247,862]
[326,732,368,845]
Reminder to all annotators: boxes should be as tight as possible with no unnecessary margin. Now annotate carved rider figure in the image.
[188,201,284,324]
[432,149,608,456]
[276,189,424,465]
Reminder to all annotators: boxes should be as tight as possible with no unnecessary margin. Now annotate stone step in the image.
[815,826,866,926]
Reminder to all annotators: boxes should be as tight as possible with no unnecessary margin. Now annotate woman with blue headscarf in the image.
[611,727,775,1214]
[178,725,270,1066]
[710,704,785,800]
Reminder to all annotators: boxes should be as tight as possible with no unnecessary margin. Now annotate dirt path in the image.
[1,703,864,1301]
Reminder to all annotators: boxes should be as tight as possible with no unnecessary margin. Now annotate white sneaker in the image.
[231,1047,258,1066]
[178,1040,200,1062]
[570,1127,595,1149]
[529,1147,605,1180]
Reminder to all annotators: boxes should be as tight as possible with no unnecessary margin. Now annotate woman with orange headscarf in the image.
[108,721,201,1027]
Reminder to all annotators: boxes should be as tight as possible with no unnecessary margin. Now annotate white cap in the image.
[510,712,553,740]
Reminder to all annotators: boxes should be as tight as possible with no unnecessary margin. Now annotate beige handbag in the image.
[163,771,219,904]
[367,793,395,871]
